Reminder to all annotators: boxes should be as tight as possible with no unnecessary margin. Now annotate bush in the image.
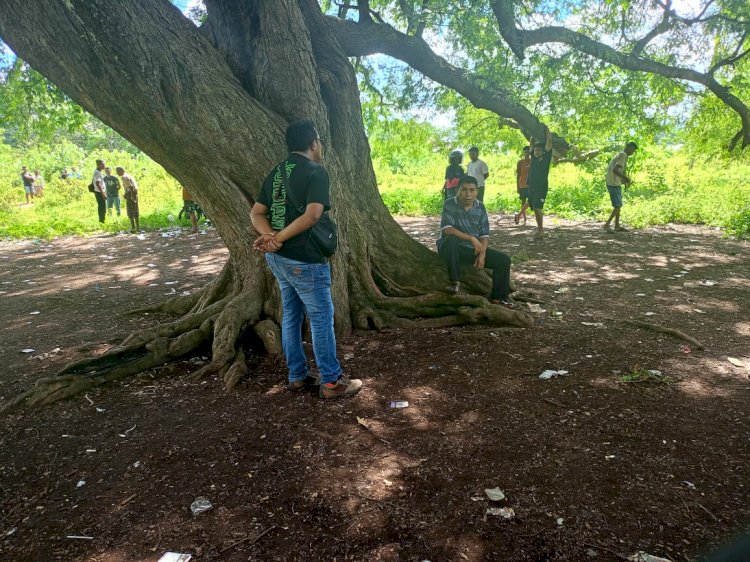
[725,207,750,239]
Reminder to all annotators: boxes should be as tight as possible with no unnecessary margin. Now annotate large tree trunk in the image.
[0,0,530,409]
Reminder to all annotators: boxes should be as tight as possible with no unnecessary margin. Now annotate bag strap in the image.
[278,160,306,214]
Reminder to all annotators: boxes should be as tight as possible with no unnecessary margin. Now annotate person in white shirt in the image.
[466,147,489,202]
[604,142,638,232]
[92,159,107,224]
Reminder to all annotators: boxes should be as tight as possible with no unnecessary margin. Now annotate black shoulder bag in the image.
[279,161,338,257]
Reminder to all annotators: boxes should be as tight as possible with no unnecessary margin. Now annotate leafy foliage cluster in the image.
[353,0,750,152]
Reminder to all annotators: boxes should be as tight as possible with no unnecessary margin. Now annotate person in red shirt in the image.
[443,150,464,199]
[514,146,531,225]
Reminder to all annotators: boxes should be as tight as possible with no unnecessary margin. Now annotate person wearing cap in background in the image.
[443,149,464,199]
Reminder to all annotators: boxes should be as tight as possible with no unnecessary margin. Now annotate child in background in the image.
[32,170,45,198]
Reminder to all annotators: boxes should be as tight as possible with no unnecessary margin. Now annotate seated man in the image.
[437,175,514,307]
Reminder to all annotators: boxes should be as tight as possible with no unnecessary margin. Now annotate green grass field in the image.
[0,147,189,239]
[2,144,749,239]
[374,150,750,238]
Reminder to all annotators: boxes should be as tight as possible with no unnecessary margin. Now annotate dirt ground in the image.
[1,215,749,562]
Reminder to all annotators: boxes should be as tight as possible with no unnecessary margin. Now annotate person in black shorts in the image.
[20,166,34,204]
[514,146,531,225]
[527,125,553,238]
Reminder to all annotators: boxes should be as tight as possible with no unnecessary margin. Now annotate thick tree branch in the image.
[334,2,384,24]
[396,0,428,37]
[708,33,750,75]
[630,1,674,57]
[327,16,568,151]
[489,0,750,148]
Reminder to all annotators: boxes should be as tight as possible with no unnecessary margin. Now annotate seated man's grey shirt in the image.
[438,196,490,249]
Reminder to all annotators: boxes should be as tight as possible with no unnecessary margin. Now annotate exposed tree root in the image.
[129,289,203,316]
[620,319,705,350]
[352,293,533,331]
[4,247,533,411]
[0,264,279,412]
[253,319,282,355]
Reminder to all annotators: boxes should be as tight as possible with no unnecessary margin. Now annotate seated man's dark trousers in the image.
[438,235,511,301]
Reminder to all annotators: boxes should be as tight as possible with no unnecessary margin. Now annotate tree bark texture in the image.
[0,0,531,409]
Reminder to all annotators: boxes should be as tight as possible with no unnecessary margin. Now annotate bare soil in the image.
[1,216,749,562]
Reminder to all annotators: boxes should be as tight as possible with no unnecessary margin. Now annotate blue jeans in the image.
[107,195,121,215]
[264,253,342,384]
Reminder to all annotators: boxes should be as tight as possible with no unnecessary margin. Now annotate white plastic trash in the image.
[190,497,212,515]
[539,370,569,380]
[159,554,192,562]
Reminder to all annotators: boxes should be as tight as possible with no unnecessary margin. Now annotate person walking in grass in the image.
[527,125,553,238]
[92,159,107,223]
[514,146,531,225]
[466,146,489,202]
[103,167,121,218]
[32,169,45,198]
[437,175,515,308]
[117,166,139,233]
[20,166,34,204]
[251,119,362,399]
[604,142,638,232]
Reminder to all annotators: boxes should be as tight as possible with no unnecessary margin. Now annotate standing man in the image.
[251,119,362,399]
[527,125,553,238]
[103,167,121,218]
[92,159,107,223]
[20,166,34,204]
[117,166,139,233]
[437,175,515,307]
[514,146,531,225]
[466,146,489,202]
[604,142,638,232]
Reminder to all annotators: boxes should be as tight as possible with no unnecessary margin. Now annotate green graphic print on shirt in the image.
[270,161,296,230]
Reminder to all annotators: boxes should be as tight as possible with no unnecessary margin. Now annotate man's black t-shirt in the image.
[103,175,121,197]
[528,151,552,190]
[257,153,331,264]
[21,172,33,187]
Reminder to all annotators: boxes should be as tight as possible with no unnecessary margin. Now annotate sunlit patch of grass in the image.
[618,368,674,385]
[511,252,531,265]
